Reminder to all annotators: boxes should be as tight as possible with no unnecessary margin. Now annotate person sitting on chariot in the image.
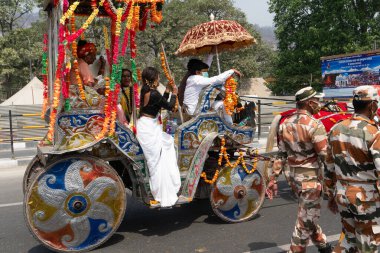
[69,40,107,108]
[71,40,106,88]
[179,59,241,119]
[136,67,181,207]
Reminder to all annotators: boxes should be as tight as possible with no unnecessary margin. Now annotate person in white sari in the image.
[136,67,181,207]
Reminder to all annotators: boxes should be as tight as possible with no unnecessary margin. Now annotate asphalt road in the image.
[0,166,341,253]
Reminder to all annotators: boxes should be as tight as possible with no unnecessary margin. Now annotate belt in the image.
[290,167,318,177]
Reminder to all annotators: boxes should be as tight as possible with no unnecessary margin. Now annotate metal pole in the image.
[26,37,33,80]
[216,46,221,74]
[9,110,15,159]
[257,100,261,140]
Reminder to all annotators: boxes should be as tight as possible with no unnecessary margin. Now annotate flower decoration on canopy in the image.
[44,0,166,143]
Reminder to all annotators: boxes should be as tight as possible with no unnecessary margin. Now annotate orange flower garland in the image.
[133,4,140,31]
[70,16,86,101]
[159,51,178,112]
[224,77,238,115]
[216,138,258,177]
[159,52,174,87]
[151,1,163,24]
[200,170,219,184]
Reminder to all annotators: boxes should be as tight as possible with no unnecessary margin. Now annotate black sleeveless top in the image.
[140,90,176,117]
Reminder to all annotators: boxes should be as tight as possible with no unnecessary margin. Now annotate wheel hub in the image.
[234,185,247,199]
[65,193,90,217]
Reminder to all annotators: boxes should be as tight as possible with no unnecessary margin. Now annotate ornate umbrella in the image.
[175,15,256,73]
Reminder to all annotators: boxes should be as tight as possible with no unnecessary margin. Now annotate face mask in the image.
[202,72,209,78]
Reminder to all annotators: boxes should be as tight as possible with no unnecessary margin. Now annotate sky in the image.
[233,0,274,27]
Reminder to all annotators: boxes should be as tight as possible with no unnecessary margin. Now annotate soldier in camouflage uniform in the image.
[325,85,380,252]
[269,87,332,253]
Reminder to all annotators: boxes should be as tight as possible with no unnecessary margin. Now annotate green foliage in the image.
[0,0,35,35]
[0,20,46,92]
[268,0,380,95]
[131,0,276,89]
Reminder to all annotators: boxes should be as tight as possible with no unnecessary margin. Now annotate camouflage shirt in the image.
[325,114,380,197]
[278,109,329,169]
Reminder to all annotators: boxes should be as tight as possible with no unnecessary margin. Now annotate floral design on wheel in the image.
[211,163,265,222]
[25,157,126,252]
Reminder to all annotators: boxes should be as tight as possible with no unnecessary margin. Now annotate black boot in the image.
[318,243,332,253]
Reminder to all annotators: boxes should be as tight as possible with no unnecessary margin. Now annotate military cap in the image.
[295,87,324,102]
[353,85,379,102]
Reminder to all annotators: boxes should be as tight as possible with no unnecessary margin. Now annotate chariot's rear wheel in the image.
[210,163,266,223]
[24,155,126,253]
[23,155,44,194]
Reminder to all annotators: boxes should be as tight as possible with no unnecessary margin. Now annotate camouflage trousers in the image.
[333,180,380,253]
[289,174,327,253]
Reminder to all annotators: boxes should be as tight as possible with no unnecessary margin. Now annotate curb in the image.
[0,156,33,169]
[0,142,38,151]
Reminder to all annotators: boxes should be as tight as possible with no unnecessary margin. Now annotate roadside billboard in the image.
[321,50,380,98]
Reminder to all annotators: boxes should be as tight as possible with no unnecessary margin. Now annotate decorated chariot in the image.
[23,1,268,252]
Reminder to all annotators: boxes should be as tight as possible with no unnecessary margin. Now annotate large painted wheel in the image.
[23,155,44,194]
[210,163,266,223]
[24,155,126,253]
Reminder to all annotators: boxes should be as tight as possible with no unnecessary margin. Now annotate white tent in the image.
[1,77,43,106]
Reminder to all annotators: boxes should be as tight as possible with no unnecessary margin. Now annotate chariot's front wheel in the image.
[24,155,126,253]
[210,163,266,223]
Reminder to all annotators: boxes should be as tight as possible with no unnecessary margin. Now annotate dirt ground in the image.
[239,78,272,97]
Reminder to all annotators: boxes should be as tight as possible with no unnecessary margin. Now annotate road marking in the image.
[244,234,341,253]
[0,202,23,208]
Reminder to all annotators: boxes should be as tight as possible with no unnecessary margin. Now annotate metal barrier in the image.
[0,109,46,159]
[243,96,354,140]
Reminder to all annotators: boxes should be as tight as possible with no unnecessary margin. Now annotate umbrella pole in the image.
[216,46,221,74]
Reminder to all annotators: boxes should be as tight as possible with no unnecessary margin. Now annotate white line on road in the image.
[245,234,341,253]
[0,202,23,208]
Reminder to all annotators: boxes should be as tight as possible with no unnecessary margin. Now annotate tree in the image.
[0,20,46,94]
[268,0,380,95]
[0,0,36,35]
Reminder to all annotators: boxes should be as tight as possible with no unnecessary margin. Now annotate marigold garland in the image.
[151,1,163,24]
[213,137,258,183]
[159,51,178,112]
[97,7,124,139]
[66,0,106,43]
[133,4,140,31]
[201,170,219,184]
[126,1,135,29]
[60,1,79,24]
[47,26,66,142]
[41,34,49,119]
[224,77,238,115]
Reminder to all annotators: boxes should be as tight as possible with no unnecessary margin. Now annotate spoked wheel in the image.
[24,155,126,253]
[23,155,44,194]
[210,163,266,223]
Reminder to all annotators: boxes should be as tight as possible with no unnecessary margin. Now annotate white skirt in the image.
[136,116,181,207]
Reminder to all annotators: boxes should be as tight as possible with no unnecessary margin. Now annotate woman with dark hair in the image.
[136,67,181,207]
[179,58,241,116]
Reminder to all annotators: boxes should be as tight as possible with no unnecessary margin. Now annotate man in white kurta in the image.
[183,69,235,115]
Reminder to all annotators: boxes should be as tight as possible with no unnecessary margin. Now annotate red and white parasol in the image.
[176,14,256,73]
